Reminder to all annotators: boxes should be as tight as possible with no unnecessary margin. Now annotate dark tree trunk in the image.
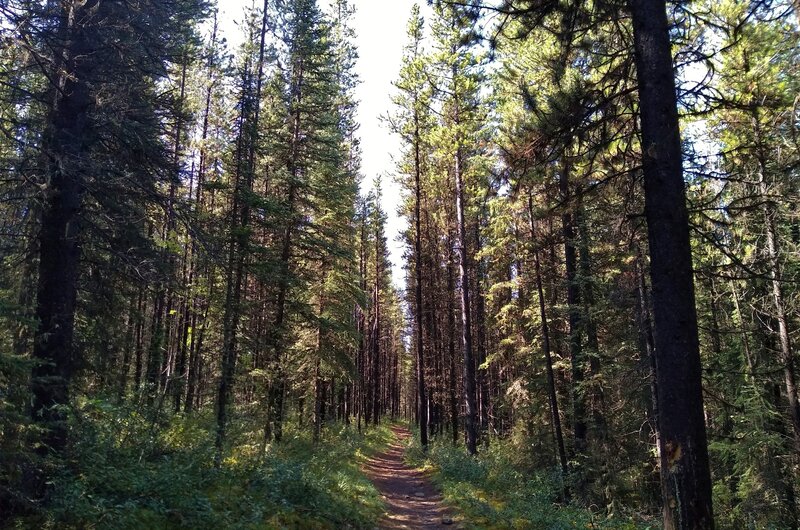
[29,0,99,498]
[186,286,211,414]
[313,272,327,443]
[185,13,218,414]
[32,96,85,446]
[447,232,459,445]
[133,289,146,393]
[455,143,477,455]
[559,160,587,469]
[171,55,189,413]
[750,108,800,456]
[576,201,606,444]
[215,1,268,464]
[635,246,668,510]
[473,215,490,445]
[184,304,200,413]
[424,236,439,435]
[118,293,137,401]
[528,193,569,494]
[357,204,367,433]
[314,359,322,443]
[372,226,381,425]
[268,59,303,443]
[629,0,714,526]
[414,109,428,450]
[146,288,166,403]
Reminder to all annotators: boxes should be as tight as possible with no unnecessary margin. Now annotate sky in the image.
[217,0,432,288]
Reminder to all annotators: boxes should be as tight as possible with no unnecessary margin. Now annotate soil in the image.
[363,425,458,529]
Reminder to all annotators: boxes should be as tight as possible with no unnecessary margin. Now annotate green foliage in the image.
[406,432,655,530]
[8,400,391,529]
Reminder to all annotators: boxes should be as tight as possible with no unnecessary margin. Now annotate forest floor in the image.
[363,425,458,529]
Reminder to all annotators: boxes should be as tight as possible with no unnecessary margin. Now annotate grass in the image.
[8,398,395,529]
[404,429,655,530]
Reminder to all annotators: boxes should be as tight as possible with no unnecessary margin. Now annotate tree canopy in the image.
[1,1,799,528]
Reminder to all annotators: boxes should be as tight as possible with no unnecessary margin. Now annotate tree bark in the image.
[185,12,218,414]
[635,245,668,512]
[215,0,268,464]
[455,141,478,455]
[629,0,714,526]
[528,192,569,494]
[414,102,429,450]
[750,108,800,455]
[447,231,459,445]
[559,159,587,469]
[372,218,382,425]
[31,0,99,461]
[268,52,303,443]
[474,213,490,444]
[577,200,606,443]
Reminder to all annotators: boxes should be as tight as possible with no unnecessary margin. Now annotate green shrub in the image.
[406,430,655,530]
[8,399,390,529]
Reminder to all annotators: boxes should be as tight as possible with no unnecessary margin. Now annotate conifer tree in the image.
[628,0,714,525]
[0,2,222,514]
[266,0,353,440]
[28,0,207,476]
[215,0,269,464]
[390,3,432,450]
[429,3,488,455]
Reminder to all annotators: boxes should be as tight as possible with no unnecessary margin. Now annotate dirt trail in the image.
[363,425,457,529]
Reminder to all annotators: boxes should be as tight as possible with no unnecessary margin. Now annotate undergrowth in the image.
[404,429,656,530]
[7,398,392,529]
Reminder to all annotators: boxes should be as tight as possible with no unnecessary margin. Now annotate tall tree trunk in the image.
[751,109,800,455]
[215,1,268,464]
[447,232,459,445]
[424,235,438,435]
[635,245,668,512]
[629,0,714,526]
[269,202,294,441]
[133,288,145,393]
[559,159,587,469]
[372,224,381,425]
[576,200,606,444]
[357,204,367,433]
[474,214,490,444]
[414,108,428,450]
[29,0,98,496]
[170,55,189,412]
[455,141,477,455]
[313,359,323,443]
[729,280,759,399]
[313,268,327,443]
[528,192,569,493]
[268,56,304,443]
[185,12,218,414]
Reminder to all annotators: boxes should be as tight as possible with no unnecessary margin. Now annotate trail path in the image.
[363,425,458,529]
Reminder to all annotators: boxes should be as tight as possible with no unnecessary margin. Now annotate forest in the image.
[0,0,798,528]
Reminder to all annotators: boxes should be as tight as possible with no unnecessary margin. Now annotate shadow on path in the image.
[363,425,457,529]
